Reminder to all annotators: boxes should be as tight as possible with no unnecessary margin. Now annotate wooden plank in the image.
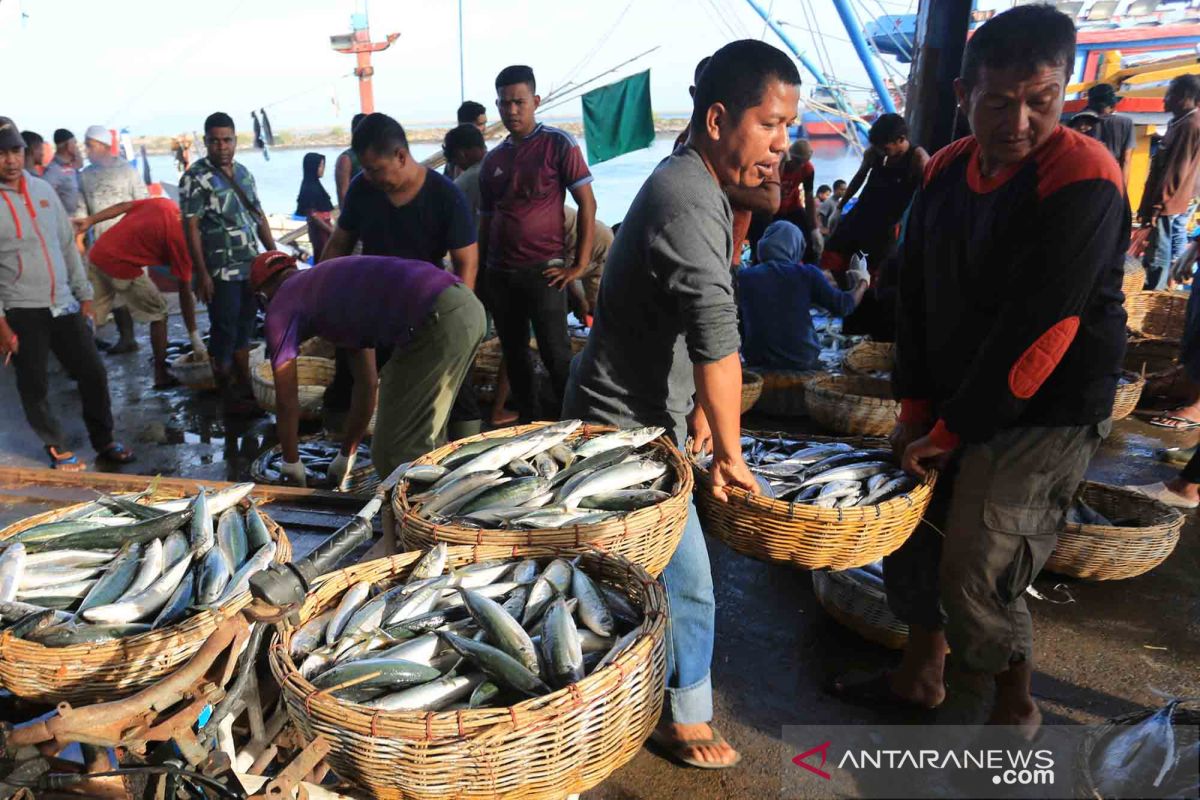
[0,466,369,508]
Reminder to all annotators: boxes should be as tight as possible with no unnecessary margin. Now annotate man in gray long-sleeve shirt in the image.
[0,116,132,471]
[563,40,800,770]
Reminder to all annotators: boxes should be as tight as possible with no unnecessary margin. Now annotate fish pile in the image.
[402,420,677,529]
[254,440,373,487]
[1088,699,1200,797]
[696,434,917,507]
[0,483,277,646]
[289,546,645,711]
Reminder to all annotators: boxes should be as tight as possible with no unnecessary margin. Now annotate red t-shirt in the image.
[779,161,813,216]
[479,123,593,268]
[89,198,193,282]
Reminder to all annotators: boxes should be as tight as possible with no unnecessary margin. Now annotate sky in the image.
[0,0,916,138]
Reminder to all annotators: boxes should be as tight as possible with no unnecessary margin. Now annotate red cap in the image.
[250,251,298,291]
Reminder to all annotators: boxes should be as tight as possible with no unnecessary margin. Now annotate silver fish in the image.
[540,596,584,688]
[19,565,103,588]
[532,452,559,480]
[403,464,449,484]
[505,459,539,478]
[438,631,550,696]
[217,541,277,603]
[562,459,668,508]
[216,509,249,570]
[436,581,523,610]
[151,569,196,629]
[548,444,576,469]
[0,543,27,602]
[290,610,335,658]
[326,581,372,645]
[18,579,95,599]
[23,549,113,569]
[408,542,448,583]
[577,489,669,511]
[245,503,273,551]
[594,626,642,672]
[117,537,163,601]
[573,426,664,459]
[458,477,548,515]
[455,586,538,673]
[375,632,444,666]
[571,566,614,636]
[77,542,141,614]
[419,471,506,518]
[161,531,189,569]
[188,489,214,556]
[512,506,591,528]
[385,584,442,626]
[363,672,486,711]
[523,559,572,626]
[799,462,892,487]
[155,483,254,516]
[82,554,193,623]
[195,545,231,608]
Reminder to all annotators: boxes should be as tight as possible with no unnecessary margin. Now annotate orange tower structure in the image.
[330,10,399,114]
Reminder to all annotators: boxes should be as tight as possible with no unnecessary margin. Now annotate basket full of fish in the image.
[251,436,378,493]
[811,562,909,650]
[693,432,935,570]
[0,482,290,704]
[269,545,666,800]
[393,421,692,578]
[1046,482,1184,581]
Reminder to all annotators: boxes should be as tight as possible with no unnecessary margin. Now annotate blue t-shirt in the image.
[338,167,476,266]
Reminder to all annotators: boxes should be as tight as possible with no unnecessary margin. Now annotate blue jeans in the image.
[659,500,715,724]
[209,276,256,370]
[1146,209,1193,290]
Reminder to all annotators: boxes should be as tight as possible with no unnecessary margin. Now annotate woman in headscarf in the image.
[296,153,334,261]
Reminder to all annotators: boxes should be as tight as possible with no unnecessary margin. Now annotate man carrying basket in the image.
[832,6,1127,739]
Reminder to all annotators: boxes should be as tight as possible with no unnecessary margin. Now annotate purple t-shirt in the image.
[265,255,459,369]
[479,123,592,268]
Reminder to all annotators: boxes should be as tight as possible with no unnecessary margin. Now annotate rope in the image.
[552,0,636,94]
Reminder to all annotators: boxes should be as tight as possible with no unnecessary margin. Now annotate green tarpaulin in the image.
[581,70,654,166]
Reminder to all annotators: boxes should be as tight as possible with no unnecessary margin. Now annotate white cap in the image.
[84,124,109,144]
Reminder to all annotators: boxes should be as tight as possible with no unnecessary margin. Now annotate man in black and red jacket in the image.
[832,5,1127,737]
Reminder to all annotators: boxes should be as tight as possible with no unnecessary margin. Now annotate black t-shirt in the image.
[338,168,476,265]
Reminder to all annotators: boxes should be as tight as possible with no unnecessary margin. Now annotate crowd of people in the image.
[1,1,1198,770]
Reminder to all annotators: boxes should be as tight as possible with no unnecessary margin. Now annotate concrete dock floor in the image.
[0,315,1195,799]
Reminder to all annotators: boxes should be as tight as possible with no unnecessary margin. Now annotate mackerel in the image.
[594,626,642,672]
[195,546,232,608]
[571,565,614,636]
[217,541,277,603]
[522,559,572,626]
[326,581,372,645]
[245,503,273,550]
[364,672,486,711]
[289,610,335,658]
[18,579,96,599]
[438,631,550,695]
[459,477,549,515]
[19,565,103,588]
[799,462,892,487]
[151,569,196,629]
[418,471,505,518]
[14,509,192,553]
[117,537,163,601]
[573,426,664,460]
[83,554,194,623]
[161,531,189,569]
[77,542,141,614]
[0,543,26,602]
[188,489,214,556]
[455,586,539,673]
[154,483,254,515]
[540,596,584,688]
[24,549,114,569]
[311,658,443,702]
[549,445,634,490]
[216,509,249,570]
[407,542,448,583]
[30,622,153,646]
[437,436,518,470]
[562,459,668,508]
[577,489,669,511]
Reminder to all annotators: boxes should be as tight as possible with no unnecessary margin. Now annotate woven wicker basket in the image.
[741,370,764,414]
[1111,371,1146,421]
[805,374,899,437]
[812,568,907,649]
[1121,258,1146,298]
[470,337,503,388]
[1125,291,1188,339]
[1047,482,1184,581]
[1124,337,1185,402]
[842,340,895,375]
[1076,703,1200,799]
[299,337,337,360]
[694,462,935,571]
[252,356,336,420]
[269,546,666,800]
[0,489,291,704]
[753,370,825,417]
[250,435,379,493]
[167,352,216,391]
[394,423,691,578]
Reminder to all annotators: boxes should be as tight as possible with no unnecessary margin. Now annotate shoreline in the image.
[134,118,689,156]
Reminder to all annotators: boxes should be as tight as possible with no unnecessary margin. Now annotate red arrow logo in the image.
[792,741,832,780]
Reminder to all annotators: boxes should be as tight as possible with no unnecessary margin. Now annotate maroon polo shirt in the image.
[479,123,593,268]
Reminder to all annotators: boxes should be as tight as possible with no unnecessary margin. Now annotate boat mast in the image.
[742,0,870,138]
[829,0,898,114]
[458,0,465,104]
[329,2,401,114]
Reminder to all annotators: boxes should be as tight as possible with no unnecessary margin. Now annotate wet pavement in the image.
[0,314,1196,799]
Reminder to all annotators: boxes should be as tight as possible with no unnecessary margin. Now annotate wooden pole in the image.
[905,0,973,154]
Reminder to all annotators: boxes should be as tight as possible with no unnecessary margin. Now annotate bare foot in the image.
[989,701,1043,741]
[888,669,947,709]
[654,721,741,768]
[490,407,519,426]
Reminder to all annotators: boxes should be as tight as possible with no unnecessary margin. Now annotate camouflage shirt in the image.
[179,157,263,280]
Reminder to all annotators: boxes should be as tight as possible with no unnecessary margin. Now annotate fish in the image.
[385,584,443,626]
[437,631,550,696]
[1091,701,1196,798]
[403,464,448,484]
[311,658,443,702]
[161,531,189,569]
[540,596,584,688]
[594,627,642,672]
[245,503,273,551]
[216,509,249,570]
[151,569,196,629]
[154,483,254,516]
[363,673,486,711]
[577,489,670,511]
[548,444,576,469]
[798,462,892,488]
[458,477,550,515]
[374,632,443,666]
[573,426,664,460]
[505,459,539,478]
[82,554,193,624]
[571,565,614,637]
[549,445,635,490]
[117,537,163,601]
[23,549,114,569]
[290,610,335,658]
[327,581,372,645]
[0,598,70,625]
[523,559,573,626]
[19,565,103,588]
[419,471,506,518]
[14,508,192,553]
[29,622,153,646]
[77,542,142,614]
[532,452,559,480]
[6,608,70,639]
[562,459,668,508]
[513,507,591,529]
[468,680,501,709]
[195,546,232,608]
[188,489,214,556]
[95,492,166,521]
[500,585,529,622]
[426,441,550,494]
[818,480,862,501]
[454,586,539,673]
[217,541,277,603]
[0,543,27,602]
[438,437,518,470]
[858,475,915,506]
[435,581,523,610]
[408,543,448,583]
[598,584,641,628]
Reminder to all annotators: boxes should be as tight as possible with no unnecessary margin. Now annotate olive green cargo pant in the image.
[371,284,486,479]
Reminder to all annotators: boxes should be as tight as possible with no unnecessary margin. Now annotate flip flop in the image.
[46,447,86,472]
[96,442,136,464]
[647,726,742,770]
[1125,482,1199,509]
[1160,445,1198,465]
[827,670,942,715]
[1147,415,1200,431]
